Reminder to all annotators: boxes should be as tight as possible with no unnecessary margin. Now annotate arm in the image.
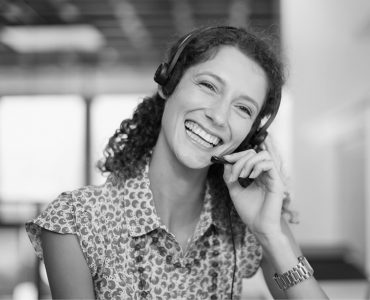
[41,228,95,299]
[260,218,327,299]
[223,136,328,299]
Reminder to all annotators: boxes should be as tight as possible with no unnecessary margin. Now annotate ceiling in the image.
[0,0,280,68]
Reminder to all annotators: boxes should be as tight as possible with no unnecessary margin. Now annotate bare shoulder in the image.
[41,229,95,299]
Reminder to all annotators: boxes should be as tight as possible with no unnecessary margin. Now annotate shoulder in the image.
[26,176,128,275]
[69,177,126,228]
[27,175,125,237]
[68,176,125,216]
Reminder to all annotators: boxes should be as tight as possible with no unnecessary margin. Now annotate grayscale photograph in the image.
[0,0,369,299]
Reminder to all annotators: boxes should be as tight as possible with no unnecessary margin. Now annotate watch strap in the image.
[273,256,314,291]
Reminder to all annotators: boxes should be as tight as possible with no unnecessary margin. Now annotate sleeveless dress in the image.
[26,163,262,300]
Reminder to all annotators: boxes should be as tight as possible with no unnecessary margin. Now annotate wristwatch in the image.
[273,256,314,291]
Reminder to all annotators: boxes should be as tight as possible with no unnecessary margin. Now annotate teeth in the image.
[186,130,213,148]
[184,121,221,147]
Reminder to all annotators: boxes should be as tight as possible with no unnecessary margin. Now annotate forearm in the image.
[259,227,328,299]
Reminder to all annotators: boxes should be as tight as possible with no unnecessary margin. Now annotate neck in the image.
[148,142,208,232]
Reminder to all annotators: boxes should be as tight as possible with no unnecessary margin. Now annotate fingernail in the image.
[240,169,247,178]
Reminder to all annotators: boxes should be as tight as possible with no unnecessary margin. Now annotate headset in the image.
[154,26,282,151]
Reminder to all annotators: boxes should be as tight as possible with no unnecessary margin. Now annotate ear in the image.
[157,85,167,99]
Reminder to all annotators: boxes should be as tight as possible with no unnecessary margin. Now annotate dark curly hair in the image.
[98,26,285,201]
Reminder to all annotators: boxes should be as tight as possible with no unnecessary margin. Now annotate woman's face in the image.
[158,45,268,169]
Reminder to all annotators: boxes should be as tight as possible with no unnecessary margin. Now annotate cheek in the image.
[164,91,189,113]
[160,98,186,135]
[230,119,252,145]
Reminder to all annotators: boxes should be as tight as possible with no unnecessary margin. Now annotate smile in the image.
[184,120,222,148]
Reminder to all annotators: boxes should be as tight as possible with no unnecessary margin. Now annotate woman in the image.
[26,26,328,299]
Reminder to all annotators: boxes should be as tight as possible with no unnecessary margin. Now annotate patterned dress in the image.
[26,163,262,300]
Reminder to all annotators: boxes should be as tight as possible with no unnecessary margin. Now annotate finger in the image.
[223,149,256,163]
[231,150,271,181]
[262,135,281,164]
[229,150,259,181]
[248,160,274,179]
[260,138,282,173]
[259,133,273,150]
[262,135,289,185]
[224,150,256,182]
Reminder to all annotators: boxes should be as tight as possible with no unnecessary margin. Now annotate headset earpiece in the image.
[154,62,169,86]
[153,27,216,87]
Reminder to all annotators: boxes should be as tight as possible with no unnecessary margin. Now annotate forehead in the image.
[185,46,268,104]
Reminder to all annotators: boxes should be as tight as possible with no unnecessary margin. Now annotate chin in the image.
[177,151,211,170]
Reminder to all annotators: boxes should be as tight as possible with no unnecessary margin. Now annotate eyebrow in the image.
[196,71,261,111]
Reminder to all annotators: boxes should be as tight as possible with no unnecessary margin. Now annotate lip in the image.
[184,119,225,144]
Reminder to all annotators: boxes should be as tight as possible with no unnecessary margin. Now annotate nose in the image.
[204,103,229,127]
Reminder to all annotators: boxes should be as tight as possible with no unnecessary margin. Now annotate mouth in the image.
[184,120,223,148]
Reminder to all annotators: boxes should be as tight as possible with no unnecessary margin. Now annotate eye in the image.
[199,81,217,92]
[237,105,253,116]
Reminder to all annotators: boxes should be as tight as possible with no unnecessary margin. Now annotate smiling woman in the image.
[25,26,328,300]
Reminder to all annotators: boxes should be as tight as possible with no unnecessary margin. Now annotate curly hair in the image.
[98,26,285,202]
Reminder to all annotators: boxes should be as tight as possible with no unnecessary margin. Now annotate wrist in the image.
[255,229,287,250]
[259,233,300,274]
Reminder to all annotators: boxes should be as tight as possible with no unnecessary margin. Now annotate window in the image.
[0,95,85,204]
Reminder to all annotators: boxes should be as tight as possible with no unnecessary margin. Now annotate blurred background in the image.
[0,0,369,299]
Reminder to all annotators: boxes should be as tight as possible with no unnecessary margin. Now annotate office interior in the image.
[0,0,370,299]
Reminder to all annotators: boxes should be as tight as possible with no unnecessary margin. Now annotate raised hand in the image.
[222,135,287,241]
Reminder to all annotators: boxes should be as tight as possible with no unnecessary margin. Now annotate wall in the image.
[281,0,370,272]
